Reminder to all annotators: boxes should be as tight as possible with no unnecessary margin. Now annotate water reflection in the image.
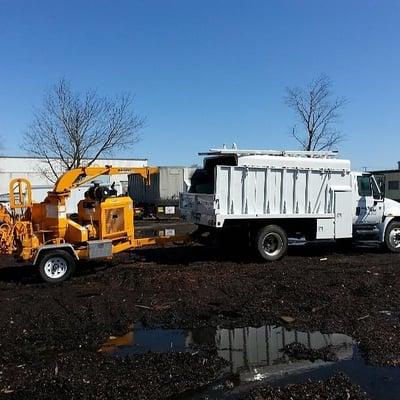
[199,325,352,380]
[100,323,353,381]
[99,324,400,399]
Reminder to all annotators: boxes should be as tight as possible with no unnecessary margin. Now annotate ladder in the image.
[200,148,339,159]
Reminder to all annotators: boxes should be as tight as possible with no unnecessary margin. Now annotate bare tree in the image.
[285,75,347,151]
[23,79,145,181]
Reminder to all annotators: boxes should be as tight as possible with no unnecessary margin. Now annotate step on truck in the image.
[179,147,400,260]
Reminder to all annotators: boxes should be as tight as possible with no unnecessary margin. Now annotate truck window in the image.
[357,176,372,197]
[371,176,382,199]
[374,174,385,197]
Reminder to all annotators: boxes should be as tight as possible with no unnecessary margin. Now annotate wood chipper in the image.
[0,166,187,283]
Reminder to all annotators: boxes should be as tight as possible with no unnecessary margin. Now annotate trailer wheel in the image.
[38,250,76,283]
[255,225,288,261]
[385,221,400,253]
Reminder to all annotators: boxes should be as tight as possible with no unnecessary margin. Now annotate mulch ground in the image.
[0,240,399,398]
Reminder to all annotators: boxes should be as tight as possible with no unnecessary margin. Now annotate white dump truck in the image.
[180,148,400,260]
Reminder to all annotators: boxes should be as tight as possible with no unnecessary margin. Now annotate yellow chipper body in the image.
[0,166,186,282]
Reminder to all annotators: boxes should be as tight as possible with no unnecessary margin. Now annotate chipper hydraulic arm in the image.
[0,166,186,283]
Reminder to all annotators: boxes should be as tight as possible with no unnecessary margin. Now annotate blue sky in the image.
[0,0,399,169]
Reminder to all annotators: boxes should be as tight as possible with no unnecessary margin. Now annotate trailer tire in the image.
[38,250,76,283]
[255,225,288,261]
[385,221,400,253]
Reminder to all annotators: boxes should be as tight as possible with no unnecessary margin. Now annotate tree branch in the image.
[285,74,347,151]
[22,79,144,178]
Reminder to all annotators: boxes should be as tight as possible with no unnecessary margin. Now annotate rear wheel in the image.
[38,250,76,283]
[385,221,400,253]
[255,225,288,261]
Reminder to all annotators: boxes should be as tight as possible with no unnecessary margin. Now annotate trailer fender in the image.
[33,244,79,266]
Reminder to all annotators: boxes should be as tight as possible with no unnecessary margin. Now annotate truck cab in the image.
[352,171,400,249]
[353,172,384,226]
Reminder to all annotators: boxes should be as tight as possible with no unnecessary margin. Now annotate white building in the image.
[0,155,148,213]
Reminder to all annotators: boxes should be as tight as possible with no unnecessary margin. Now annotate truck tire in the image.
[255,225,288,261]
[38,250,76,283]
[385,221,400,253]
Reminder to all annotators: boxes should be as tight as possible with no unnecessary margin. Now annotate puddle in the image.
[100,324,400,400]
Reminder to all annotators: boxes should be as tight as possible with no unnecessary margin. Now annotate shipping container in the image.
[128,166,196,218]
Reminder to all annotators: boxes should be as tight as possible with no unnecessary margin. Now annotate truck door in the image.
[354,174,384,225]
[335,191,353,238]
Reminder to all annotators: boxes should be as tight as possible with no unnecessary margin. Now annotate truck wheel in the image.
[38,250,76,283]
[385,221,400,253]
[255,225,288,261]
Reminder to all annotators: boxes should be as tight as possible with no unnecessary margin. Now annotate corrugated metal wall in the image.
[215,165,351,217]
[128,167,195,204]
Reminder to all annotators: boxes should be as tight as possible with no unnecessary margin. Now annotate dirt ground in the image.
[245,373,369,400]
[0,229,400,399]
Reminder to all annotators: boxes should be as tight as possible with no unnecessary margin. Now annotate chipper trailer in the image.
[180,148,400,260]
[0,166,185,283]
